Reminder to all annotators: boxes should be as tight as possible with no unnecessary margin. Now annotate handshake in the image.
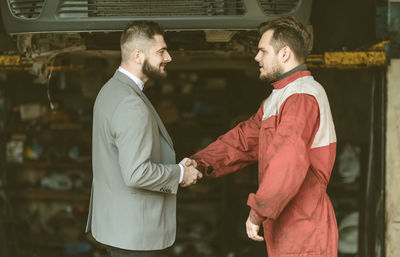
[179,158,203,187]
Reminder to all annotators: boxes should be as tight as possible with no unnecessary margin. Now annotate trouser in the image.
[106,246,158,257]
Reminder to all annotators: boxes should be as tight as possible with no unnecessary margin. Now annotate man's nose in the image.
[254,52,261,62]
[164,52,172,63]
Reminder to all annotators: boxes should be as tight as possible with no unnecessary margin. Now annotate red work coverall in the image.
[192,70,338,257]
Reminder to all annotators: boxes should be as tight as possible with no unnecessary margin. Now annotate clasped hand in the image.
[179,158,203,187]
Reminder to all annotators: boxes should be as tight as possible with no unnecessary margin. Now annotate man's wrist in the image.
[249,208,264,225]
[191,159,212,175]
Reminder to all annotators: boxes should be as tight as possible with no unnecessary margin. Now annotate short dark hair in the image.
[120,21,165,62]
[258,16,311,62]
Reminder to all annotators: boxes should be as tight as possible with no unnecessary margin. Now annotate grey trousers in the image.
[106,247,158,257]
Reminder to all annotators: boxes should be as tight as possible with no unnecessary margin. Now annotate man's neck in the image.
[120,62,148,83]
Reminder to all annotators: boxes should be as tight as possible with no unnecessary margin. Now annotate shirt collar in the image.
[272,64,311,90]
[118,66,144,91]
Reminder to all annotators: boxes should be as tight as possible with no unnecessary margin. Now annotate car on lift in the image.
[0,0,313,82]
[1,0,312,33]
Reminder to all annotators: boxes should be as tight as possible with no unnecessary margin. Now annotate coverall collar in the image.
[272,64,310,90]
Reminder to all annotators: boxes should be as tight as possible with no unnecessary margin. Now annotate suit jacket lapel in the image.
[113,71,174,148]
[140,93,174,148]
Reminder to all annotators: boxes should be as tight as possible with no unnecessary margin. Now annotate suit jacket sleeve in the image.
[247,94,320,220]
[111,93,181,194]
[191,101,264,178]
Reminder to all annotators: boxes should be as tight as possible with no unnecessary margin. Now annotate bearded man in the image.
[86,21,202,257]
[189,16,338,257]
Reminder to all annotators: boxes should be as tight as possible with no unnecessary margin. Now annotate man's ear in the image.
[280,46,291,63]
[132,49,144,64]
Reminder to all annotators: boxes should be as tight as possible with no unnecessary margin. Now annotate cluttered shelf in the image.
[8,189,90,201]
[5,129,92,166]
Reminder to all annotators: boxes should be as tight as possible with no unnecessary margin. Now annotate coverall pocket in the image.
[260,118,276,143]
[259,118,277,180]
[276,203,317,255]
[260,117,276,130]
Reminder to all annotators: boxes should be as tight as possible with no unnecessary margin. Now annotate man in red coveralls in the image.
[189,16,338,257]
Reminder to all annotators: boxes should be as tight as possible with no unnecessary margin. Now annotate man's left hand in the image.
[246,214,264,242]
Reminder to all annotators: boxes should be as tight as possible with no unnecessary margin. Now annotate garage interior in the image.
[0,0,392,256]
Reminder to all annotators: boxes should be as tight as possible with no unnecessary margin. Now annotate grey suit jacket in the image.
[86,70,181,250]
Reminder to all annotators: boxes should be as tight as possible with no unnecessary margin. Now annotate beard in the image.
[260,60,283,83]
[142,59,167,80]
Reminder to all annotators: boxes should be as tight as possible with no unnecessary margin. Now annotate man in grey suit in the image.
[86,21,202,257]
